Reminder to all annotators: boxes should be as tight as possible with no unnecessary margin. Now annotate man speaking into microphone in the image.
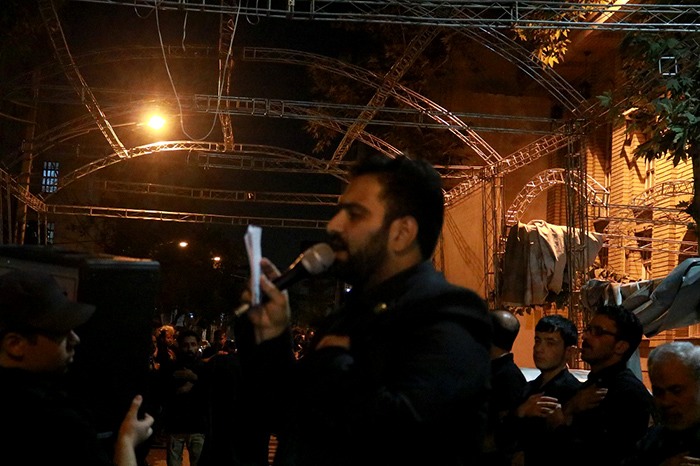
[235,152,492,466]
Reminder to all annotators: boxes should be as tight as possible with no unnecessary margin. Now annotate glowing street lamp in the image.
[147,114,166,130]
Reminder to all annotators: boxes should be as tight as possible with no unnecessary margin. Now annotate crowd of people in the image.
[0,152,699,466]
[146,323,243,466]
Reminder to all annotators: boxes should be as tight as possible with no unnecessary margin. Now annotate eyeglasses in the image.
[583,324,618,338]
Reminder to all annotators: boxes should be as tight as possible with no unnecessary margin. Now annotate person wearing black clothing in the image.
[201,329,228,362]
[236,153,492,466]
[161,329,209,466]
[506,314,582,466]
[482,309,528,466]
[553,305,654,466]
[624,341,700,466]
[0,268,153,466]
[199,339,245,466]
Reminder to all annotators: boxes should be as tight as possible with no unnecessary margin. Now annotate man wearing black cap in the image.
[0,268,154,466]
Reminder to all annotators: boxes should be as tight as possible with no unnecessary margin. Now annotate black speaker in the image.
[0,245,160,436]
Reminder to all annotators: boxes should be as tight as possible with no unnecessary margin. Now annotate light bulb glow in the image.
[147,115,166,130]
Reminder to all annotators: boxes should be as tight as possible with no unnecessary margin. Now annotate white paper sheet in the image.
[244,225,262,306]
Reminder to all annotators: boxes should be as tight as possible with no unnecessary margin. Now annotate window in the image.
[41,161,59,193]
[46,222,55,245]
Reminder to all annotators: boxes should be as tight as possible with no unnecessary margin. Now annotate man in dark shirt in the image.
[161,328,209,466]
[482,309,528,466]
[507,314,582,466]
[553,304,654,466]
[0,268,153,466]
[237,153,492,466]
[624,341,700,465]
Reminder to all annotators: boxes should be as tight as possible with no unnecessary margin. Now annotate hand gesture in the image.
[245,257,291,344]
[516,393,560,418]
[660,453,700,466]
[114,395,154,466]
[568,384,608,414]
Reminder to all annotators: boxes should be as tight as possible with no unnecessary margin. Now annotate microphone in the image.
[234,242,335,316]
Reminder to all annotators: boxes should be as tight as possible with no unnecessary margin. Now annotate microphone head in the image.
[300,242,335,275]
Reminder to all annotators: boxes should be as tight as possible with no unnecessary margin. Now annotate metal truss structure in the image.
[70,1,700,33]
[2,0,697,310]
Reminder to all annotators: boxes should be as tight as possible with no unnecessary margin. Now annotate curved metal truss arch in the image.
[603,180,695,258]
[39,141,343,200]
[242,47,502,164]
[504,168,609,227]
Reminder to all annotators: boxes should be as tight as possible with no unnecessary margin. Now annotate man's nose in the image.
[326,212,342,234]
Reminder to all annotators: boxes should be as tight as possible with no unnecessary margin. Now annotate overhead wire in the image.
[153,0,241,141]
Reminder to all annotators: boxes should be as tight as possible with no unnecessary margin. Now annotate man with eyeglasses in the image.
[549,304,654,466]
[0,268,154,466]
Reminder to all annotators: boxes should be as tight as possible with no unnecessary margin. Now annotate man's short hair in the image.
[595,304,643,361]
[490,310,520,352]
[648,341,700,381]
[350,152,444,260]
[177,328,201,346]
[536,314,579,347]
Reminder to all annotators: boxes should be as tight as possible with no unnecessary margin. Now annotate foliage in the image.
[514,25,571,68]
[305,23,457,160]
[600,33,700,166]
[598,30,700,242]
[0,1,50,70]
[513,0,608,68]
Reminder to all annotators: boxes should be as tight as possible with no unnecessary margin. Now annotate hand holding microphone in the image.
[235,242,335,317]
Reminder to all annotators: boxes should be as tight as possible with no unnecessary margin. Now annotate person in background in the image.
[481,309,527,466]
[153,324,177,370]
[199,338,244,466]
[507,314,582,466]
[201,329,228,362]
[0,268,153,466]
[553,304,654,466]
[142,324,180,462]
[237,153,492,466]
[624,341,700,466]
[161,329,209,466]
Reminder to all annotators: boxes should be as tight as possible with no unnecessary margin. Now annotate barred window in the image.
[41,161,59,193]
[46,222,55,245]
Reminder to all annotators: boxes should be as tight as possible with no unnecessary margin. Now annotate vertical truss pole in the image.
[1,172,8,244]
[14,70,40,245]
[483,173,504,309]
[564,120,589,369]
[218,11,236,150]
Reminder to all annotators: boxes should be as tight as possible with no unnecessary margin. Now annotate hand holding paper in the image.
[244,225,262,306]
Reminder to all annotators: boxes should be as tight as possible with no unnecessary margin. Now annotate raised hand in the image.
[516,393,561,418]
[246,257,291,344]
[114,395,154,466]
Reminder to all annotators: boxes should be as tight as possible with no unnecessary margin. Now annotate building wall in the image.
[436,32,696,379]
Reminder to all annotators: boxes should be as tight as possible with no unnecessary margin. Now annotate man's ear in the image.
[614,339,630,358]
[389,216,418,253]
[1,332,29,360]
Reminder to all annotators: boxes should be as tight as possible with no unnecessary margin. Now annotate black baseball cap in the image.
[0,269,95,334]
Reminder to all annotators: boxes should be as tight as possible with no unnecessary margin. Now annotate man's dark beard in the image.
[180,350,199,365]
[331,224,390,288]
